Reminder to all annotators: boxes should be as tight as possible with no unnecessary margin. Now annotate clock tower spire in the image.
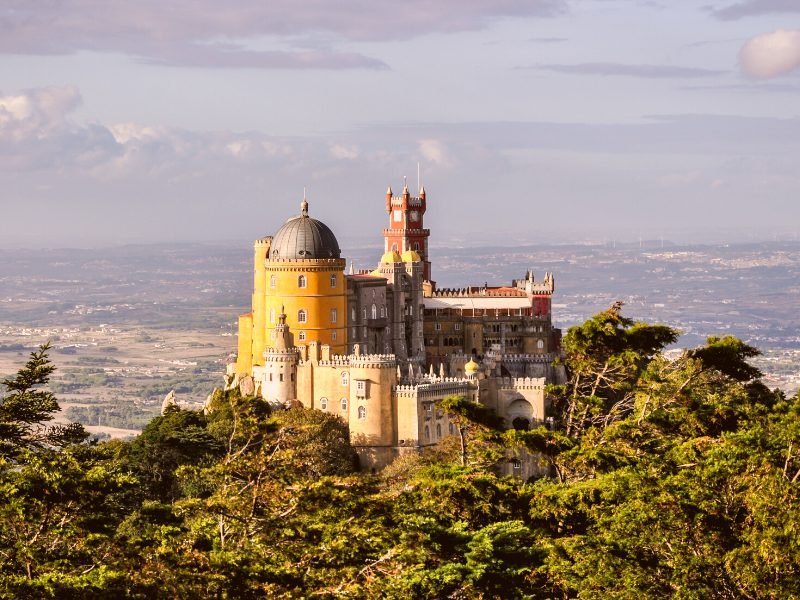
[383,181,432,283]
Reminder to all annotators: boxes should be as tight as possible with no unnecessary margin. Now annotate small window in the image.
[425,403,432,412]
[454,322,461,331]
[320,397,328,410]
[351,308,356,321]
[358,406,366,419]
[351,327,356,339]
[537,339,544,349]
[413,242,420,251]
[330,274,337,288]
[332,330,337,341]
[298,275,307,288]
[380,306,385,318]
[436,424,442,438]
[371,304,377,319]
[270,274,277,288]
[424,425,430,441]
[298,309,307,323]
[341,372,349,386]
[356,380,365,392]
[341,398,348,411]
[512,460,521,471]
[448,423,454,435]
[435,323,441,331]
[331,308,338,323]
[279,373,283,382]
[362,308,367,320]
[298,331,306,341]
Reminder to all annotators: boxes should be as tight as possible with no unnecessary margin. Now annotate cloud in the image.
[418,139,452,167]
[739,30,800,79]
[534,63,727,78]
[711,0,800,20]
[0,0,564,69]
[330,144,359,160]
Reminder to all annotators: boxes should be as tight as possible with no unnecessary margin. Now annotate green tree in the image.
[0,343,87,460]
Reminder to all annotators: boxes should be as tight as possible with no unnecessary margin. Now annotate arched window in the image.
[380,305,385,318]
[298,309,307,323]
[341,372,349,386]
[330,308,338,323]
[351,308,356,321]
[413,242,420,251]
[340,398,348,411]
[362,308,367,320]
[371,304,377,319]
[424,425,430,441]
[270,274,277,288]
[537,339,544,349]
[436,423,442,438]
[330,274,337,288]
[320,397,328,410]
[358,406,366,419]
[448,422,454,435]
[298,331,306,341]
[298,274,307,288]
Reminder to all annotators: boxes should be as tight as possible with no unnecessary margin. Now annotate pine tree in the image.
[0,343,87,460]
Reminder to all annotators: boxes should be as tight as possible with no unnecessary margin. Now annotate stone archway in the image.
[506,398,533,430]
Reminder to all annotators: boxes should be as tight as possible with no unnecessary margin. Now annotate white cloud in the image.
[330,144,359,160]
[418,139,452,167]
[740,29,800,78]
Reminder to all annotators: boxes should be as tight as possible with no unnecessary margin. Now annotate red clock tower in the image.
[383,183,432,282]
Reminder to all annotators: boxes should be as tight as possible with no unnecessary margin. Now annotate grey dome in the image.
[270,200,341,260]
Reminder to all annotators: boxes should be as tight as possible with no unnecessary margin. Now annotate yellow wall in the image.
[236,314,253,375]
[261,260,348,355]
[251,240,270,366]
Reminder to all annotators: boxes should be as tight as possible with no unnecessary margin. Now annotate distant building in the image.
[230,184,564,476]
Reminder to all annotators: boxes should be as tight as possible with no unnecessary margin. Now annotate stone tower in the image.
[383,183,432,283]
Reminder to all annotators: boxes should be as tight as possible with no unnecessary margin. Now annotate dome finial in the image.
[301,189,309,217]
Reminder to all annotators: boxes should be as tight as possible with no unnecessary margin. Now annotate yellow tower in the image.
[237,197,348,374]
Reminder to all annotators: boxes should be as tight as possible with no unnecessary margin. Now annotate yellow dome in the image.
[401,250,421,263]
[465,358,479,373]
[380,250,402,264]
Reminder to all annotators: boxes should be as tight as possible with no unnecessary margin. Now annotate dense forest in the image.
[1,304,799,599]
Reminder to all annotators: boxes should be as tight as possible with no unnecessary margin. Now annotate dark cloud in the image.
[533,62,727,78]
[710,0,800,20]
[0,0,565,69]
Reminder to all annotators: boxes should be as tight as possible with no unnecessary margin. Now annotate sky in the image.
[0,0,798,249]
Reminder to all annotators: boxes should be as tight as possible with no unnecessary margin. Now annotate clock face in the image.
[409,211,419,222]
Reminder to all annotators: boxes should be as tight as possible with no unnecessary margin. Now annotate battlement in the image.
[389,195,423,207]
[498,376,547,390]
[494,353,556,364]
[350,354,397,369]
[431,286,528,298]
[394,379,474,400]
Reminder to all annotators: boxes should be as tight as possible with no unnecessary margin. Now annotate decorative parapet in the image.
[350,354,398,369]
[394,379,474,400]
[264,348,299,361]
[498,376,547,390]
[494,353,555,364]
